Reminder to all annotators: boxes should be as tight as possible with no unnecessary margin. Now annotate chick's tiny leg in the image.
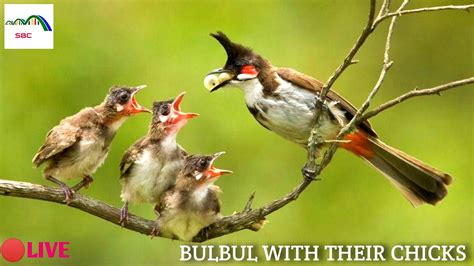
[46,175,74,204]
[150,207,160,238]
[119,202,129,227]
[72,175,94,191]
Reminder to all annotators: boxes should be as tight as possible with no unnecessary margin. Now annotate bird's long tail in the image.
[340,131,452,207]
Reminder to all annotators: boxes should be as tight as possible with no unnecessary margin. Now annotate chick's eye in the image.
[118,92,129,103]
[198,159,208,169]
[160,104,170,115]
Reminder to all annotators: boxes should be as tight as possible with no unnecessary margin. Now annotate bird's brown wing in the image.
[32,122,81,167]
[277,68,377,137]
[32,107,103,167]
[119,137,148,178]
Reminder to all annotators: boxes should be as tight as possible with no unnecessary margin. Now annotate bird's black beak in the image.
[204,68,235,92]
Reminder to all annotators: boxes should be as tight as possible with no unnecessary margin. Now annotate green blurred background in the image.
[0,0,472,265]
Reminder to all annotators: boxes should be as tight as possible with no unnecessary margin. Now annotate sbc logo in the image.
[15,33,32,39]
[0,238,70,262]
[4,4,54,49]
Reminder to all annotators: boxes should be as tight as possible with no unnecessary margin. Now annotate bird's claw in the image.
[45,176,74,204]
[119,206,129,227]
[82,175,94,189]
[62,186,74,205]
[301,166,320,181]
[150,224,160,239]
[314,95,332,114]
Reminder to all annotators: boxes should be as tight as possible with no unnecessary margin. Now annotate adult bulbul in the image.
[119,92,198,225]
[204,32,452,207]
[155,152,231,241]
[33,85,150,204]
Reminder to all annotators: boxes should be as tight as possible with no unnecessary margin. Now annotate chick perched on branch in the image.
[155,152,232,241]
[33,85,150,204]
[119,92,198,226]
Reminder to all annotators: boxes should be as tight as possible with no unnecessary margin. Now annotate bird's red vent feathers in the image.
[341,131,375,159]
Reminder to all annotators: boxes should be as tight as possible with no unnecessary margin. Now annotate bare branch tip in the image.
[243,191,256,212]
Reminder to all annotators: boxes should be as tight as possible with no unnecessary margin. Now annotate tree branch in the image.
[0,1,472,243]
[0,179,155,236]
[319,0,377,100]
[373,4,474,28]
[338,0,408,137]
[361,77,474,121]
[307,1,473,173]
[306,0,377,175]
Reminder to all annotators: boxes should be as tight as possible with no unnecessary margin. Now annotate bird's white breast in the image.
[121,141,182,204]
[52,137,108,179]
[236,75,345,146]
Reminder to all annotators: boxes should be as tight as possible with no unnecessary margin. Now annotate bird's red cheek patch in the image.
[240,65,258,76]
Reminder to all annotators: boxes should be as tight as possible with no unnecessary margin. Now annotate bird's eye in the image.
[160,104,170,116]
[197,158,208,169]
[118,92,130,103]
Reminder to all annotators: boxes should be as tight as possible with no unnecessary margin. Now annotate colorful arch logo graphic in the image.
[5,15,52,31]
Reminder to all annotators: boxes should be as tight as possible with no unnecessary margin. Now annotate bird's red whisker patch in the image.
[240,65,258,75]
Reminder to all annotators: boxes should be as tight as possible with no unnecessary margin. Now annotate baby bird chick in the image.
[155,152,232,241]
[119,92,198,225]
[33,85,149,204]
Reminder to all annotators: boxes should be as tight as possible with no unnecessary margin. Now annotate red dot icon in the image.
[1,238,25,262]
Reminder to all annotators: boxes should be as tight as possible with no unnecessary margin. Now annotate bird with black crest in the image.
[204,32,452,207]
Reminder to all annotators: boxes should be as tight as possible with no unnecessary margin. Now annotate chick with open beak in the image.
[32,85,150,204]
[119,92,198,226]
[154,152,232,241]
[159,92,199,134]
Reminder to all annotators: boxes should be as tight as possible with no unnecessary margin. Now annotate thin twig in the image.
[377,0,392,19]
[323,139,351,144]
[349,0,408,124]
[373,4,474,28]
[306,0,377,173]
[320,0,377,100]
[315,0,409,171]
[243,191,256,212]
[361,77,474,121]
